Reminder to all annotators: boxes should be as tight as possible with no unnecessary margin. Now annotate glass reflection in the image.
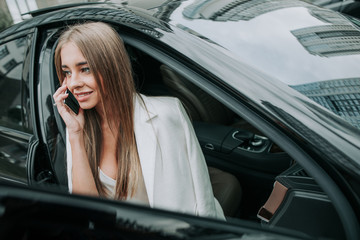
[0,35,33,184]
[291,78,360,129]
[165,0,360,129]
[0,36,32,133]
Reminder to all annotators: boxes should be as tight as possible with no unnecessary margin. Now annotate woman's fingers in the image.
[53,84,67,101]
[53,83,70,115]
[53,79,70,108]
[53,82,84,133]
[53,79,84,133]
[55,92,68,105]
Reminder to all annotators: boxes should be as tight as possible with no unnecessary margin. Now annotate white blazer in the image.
[67,94,225,220]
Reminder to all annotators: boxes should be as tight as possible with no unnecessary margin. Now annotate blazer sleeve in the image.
[175,98,225,220]
[66,128,73,193]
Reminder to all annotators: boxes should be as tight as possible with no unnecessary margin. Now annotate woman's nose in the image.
[67,73,83,89]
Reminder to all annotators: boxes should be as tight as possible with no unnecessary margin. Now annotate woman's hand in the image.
[53,80,85,135]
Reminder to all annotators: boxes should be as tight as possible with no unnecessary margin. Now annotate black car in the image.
[1,0,360,239]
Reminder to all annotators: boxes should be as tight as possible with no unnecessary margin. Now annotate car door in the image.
[0,32,35,185]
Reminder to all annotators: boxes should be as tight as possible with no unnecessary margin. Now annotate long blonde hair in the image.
[54,22,140,199]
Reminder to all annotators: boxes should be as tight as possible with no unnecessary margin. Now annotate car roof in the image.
[26,1,110,17]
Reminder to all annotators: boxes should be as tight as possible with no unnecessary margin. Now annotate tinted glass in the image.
[167,1,360,129]
[0,36,33,133]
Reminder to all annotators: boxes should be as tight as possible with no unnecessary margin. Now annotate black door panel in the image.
[0,128,29,184]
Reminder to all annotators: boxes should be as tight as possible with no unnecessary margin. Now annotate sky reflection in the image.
[168,1,360,86]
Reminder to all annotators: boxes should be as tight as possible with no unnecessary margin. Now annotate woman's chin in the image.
[79,103,95,110]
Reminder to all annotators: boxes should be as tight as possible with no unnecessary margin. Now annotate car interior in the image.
[126,43,293,218]
[39,26,346,239]
[120,43,346,239]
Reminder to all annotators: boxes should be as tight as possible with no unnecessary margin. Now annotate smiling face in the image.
[60,42,102,111]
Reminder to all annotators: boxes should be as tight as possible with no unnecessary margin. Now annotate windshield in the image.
[165,0,360,130]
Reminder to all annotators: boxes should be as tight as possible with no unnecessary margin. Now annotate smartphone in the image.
[64,89,80,115]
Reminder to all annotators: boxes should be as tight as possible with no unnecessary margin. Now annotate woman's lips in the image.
[75,91,93,102]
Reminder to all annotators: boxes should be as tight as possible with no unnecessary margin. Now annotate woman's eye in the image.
[81,67,90,73]
[63,70,71,77]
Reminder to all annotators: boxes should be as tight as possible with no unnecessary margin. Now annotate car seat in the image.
[159,64,234,125]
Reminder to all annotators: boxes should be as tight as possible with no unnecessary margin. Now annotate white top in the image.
[99,168,149,206]
[99,168,116,198]
[66,129,149,206]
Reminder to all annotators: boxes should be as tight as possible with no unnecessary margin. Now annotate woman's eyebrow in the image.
[76,61,88,66]
[61,61,88,68]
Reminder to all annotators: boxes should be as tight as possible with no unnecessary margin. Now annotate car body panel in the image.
[0,181,309,239]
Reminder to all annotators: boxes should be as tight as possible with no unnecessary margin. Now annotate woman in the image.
[53,22,224,219]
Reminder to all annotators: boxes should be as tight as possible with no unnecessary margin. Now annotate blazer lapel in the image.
[133,94,158,206]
